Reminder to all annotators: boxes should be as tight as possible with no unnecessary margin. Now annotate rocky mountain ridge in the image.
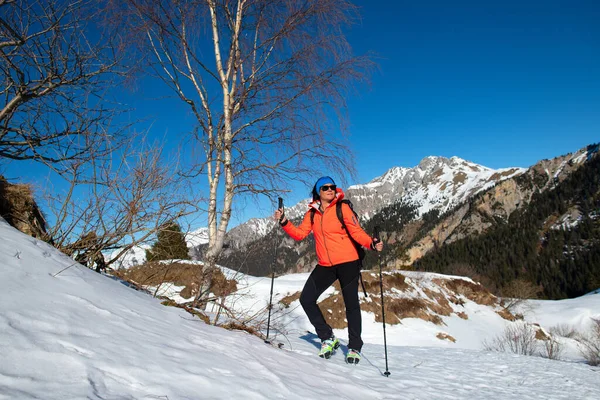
[214,143,600,294]
[222,155,525,252]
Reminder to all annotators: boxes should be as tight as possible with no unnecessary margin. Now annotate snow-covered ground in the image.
[1,217,599,399]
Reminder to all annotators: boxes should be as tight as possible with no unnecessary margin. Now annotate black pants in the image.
[299,260,363,352]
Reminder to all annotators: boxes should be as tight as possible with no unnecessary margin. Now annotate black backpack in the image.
[309,199,368,296]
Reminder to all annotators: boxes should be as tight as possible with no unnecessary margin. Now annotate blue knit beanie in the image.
[315,176,335,190]
[312,176,336,200]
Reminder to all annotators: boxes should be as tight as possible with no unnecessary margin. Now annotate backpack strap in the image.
[336,200,350,235]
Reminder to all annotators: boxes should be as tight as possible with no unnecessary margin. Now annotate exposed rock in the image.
[0,176,48,240]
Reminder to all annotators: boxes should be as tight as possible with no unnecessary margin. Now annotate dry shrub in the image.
[549,323,578,339]
[210,270,238,297]
[279,291,301,308]
[540,337,563,361]
[438,278,498,306]
[501,278,541,313]
[437,332,456,343]
[577,318,600,366]
[483,322,537,356]
[219,321,260,336]
[161,299,210,324]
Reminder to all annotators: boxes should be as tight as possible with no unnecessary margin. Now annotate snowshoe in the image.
[318,336,340,359]
[346,349,361,364]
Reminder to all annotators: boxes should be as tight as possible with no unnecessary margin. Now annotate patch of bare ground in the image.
[488,169,518,181]
[436,278,498,306]
[362,271,409,292]
[534,325,550,340]
[279,291,301,308]
[496,308,517,321]
[318,272,449,327]
[453,172,467,185]
[437,332,456,342]
[360,295,444,326]
[456,312,469,320]
[422,288,453,316]
[318,282,346,329]
[121,261,237,299]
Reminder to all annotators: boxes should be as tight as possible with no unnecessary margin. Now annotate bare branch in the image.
[0,0,125,168]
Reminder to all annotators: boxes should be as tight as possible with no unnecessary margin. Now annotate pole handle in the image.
[373,225,381,241]
[278,197,284,211]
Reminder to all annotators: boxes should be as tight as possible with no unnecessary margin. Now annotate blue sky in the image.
[344,0,599,181]
[3,0,599,226]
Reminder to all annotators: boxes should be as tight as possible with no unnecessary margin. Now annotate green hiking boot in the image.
[346,349,361,364]
[318,336,340,359]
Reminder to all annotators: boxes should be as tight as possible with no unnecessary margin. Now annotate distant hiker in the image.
[274,176,383,364]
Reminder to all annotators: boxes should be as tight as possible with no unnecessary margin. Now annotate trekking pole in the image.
[265,197,283,344]
[374,226,391,377]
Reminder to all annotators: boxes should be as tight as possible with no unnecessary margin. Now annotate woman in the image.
[274,176,383,364]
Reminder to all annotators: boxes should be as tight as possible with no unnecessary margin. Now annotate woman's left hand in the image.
[372,239,383,252]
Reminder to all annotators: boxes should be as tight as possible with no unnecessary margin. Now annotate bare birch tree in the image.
[110,0,372,306]
[0,0,123,169]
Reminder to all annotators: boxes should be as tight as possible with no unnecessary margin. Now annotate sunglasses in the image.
[320,185,337,192]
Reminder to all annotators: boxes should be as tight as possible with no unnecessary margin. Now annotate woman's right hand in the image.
[274,208,286,224]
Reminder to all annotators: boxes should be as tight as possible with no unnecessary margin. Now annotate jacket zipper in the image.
[320,207,334,266]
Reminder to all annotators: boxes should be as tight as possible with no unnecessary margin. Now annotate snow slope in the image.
[1,218,599,399]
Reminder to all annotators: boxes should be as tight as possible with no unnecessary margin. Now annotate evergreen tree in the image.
[146,221,190,261]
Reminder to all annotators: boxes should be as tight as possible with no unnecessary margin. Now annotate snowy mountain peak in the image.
[185,227,209,248]
[346,156,524,217]
[218,156,525,250]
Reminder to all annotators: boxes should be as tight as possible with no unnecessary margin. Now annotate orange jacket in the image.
[282,189,373,267]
